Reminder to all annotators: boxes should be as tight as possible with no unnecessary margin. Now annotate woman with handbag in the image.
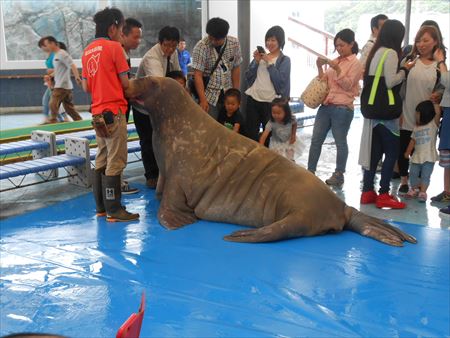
[359,20,415,209]
[245,26,291,142]
[307,29,362,187]
[397,25,445,194]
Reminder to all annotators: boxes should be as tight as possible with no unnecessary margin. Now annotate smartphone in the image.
[102,110,115,125]
[256,46,266,54]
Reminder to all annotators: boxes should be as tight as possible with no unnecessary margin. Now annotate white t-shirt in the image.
[402,59,438,131]
[136,43,180,78]
[359,34,376,70]
[53,49,74,90]
[245,58,277,102]
[411,120,438,164]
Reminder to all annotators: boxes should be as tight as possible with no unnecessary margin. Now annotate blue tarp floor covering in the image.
[1,185,449,337]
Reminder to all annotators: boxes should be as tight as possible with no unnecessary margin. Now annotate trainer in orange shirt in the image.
[81,7,139,222]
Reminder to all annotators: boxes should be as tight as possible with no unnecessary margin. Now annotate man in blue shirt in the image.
[177,38,191,76]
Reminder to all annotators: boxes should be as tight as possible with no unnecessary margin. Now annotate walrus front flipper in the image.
[224,218,297,243]
[344,207,417,247]
[155,174,164,201]
[158,180,196,230]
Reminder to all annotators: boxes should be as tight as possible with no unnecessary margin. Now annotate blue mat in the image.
[1,184,449,337]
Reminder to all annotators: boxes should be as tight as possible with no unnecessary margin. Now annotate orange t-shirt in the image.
[81,38,129,115]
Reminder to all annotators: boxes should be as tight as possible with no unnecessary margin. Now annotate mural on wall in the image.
[2,0,202,61]
[2,1,98,60]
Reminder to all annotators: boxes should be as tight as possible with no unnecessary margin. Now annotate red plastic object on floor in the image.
[116,292,146,338]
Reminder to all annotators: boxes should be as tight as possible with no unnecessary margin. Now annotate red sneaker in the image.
[360,190,378,204]
[376,193,406,209]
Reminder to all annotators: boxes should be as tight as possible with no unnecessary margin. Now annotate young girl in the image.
[259,98,301,161]
[404,100,441,202]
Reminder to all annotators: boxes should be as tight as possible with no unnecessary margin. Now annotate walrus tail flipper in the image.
[224,218,296,243]
[344,206,417,247]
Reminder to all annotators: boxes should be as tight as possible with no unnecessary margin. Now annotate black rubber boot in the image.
[93,168,106,216]
[102,174,139,222]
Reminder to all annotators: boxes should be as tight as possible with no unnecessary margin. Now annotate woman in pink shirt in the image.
[307,29,363,187]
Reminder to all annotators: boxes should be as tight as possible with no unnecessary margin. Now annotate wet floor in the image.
[1,183,449,337]
[0,110,449,337]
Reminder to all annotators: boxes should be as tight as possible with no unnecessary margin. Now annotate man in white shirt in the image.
[45,36,83,123]
[134,26,181,188]
[136,26,181,78]
[360,14,388,70]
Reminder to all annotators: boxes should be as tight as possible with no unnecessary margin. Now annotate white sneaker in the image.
[121,181,139,195]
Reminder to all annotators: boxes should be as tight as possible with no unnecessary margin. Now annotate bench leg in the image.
[31,130,57,179]
[65,137,91,188]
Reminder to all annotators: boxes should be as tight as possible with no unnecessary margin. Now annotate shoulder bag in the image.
[360,49,402,120]
[300,76,329,109]
[189,40,227,100]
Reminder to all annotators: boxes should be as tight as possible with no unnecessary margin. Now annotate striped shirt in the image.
[191,36,243,105]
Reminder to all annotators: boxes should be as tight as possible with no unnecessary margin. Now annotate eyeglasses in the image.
[161,41,178,49]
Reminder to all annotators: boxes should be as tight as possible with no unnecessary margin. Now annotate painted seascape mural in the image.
[2,0,202,61]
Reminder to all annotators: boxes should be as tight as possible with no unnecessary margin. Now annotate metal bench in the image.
[0,136,90,191]
[289,101,304,114]
[89,140,142,161]
[295,114,316,128]
[0,124,137,162]
[55,124,137,145]
[0,130,57,160]
[0,138,142,192]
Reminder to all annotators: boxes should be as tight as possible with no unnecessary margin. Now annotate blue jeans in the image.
[410,162,435,188]
[307,104,354,173]
[42,87,51,117]
[363,124,399,194]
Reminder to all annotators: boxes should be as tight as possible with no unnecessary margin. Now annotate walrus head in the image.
[125,76,194,129]
[126,76,189,111]
[125,76,162,112]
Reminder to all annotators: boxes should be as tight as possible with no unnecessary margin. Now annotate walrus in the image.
[126,77,416,247]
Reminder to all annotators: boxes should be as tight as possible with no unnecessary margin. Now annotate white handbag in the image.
[300,77,329,109]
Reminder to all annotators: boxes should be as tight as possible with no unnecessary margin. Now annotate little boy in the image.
[217,88,244,134]
[167,70,188,92]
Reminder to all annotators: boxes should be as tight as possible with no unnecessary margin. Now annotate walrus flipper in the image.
[344,207,417,247]
[158,180,196,230]
[224,217,298,243]
[155,175,164,201]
